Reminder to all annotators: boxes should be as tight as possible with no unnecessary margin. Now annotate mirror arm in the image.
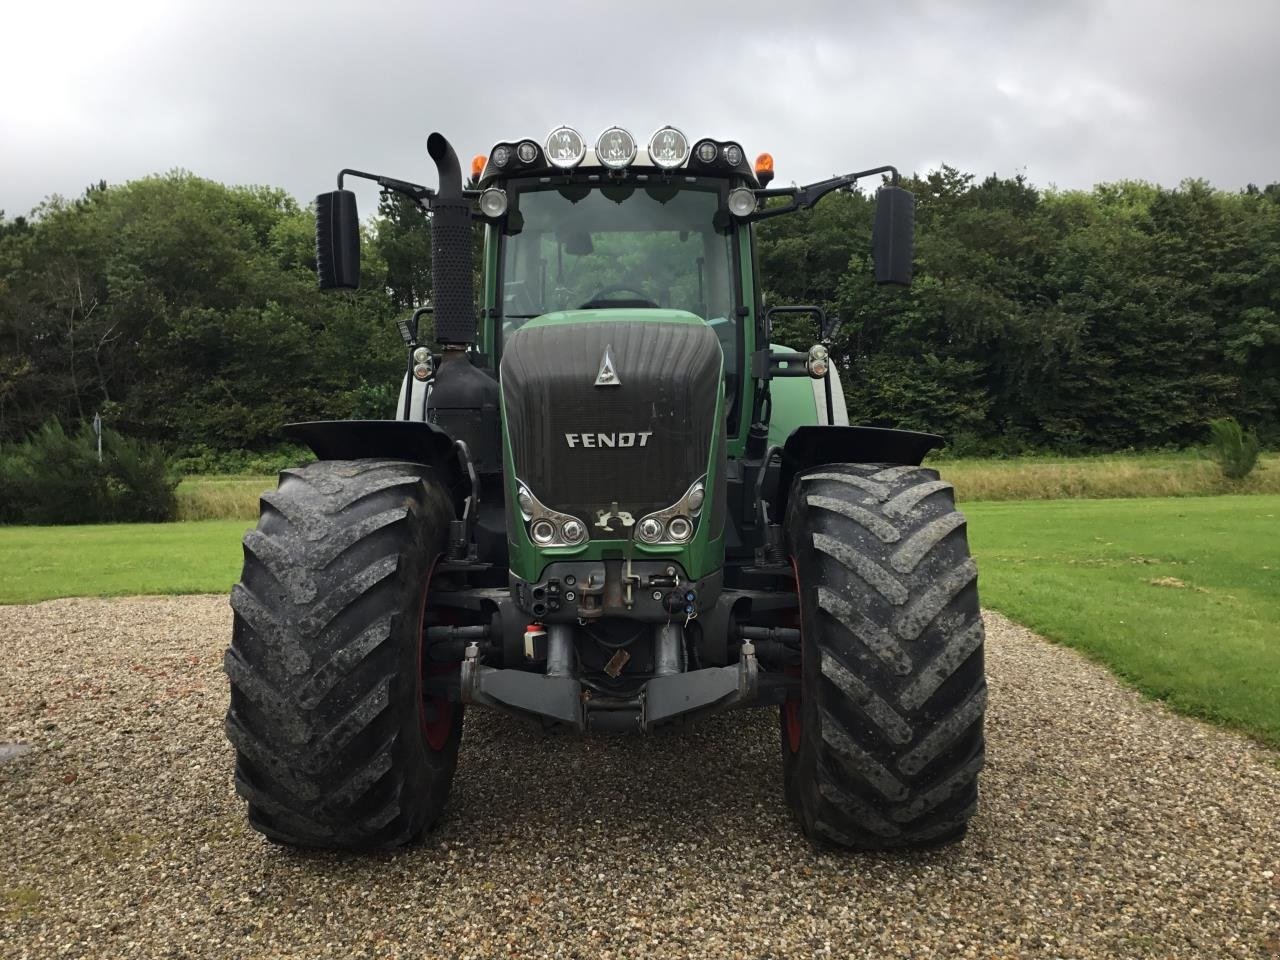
[336,168,436,210]
[748,164,900,222]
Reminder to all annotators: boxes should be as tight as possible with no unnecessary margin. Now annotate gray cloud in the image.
[2,0,1277,218]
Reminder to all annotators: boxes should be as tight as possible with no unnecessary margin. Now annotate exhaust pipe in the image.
[427,132,475,345]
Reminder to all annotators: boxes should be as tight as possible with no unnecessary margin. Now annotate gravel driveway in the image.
[0,596,1276,959]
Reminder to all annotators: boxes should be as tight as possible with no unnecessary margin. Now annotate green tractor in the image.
[225,125,987,851]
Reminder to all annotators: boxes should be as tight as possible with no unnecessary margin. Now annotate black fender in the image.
[775,424,943,517]
[282,420,466,497]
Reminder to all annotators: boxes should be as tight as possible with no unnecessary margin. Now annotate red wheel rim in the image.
[416,558,455,752]
[783,556,803,754]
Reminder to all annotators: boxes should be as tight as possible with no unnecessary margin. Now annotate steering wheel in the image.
[579,284,659,309]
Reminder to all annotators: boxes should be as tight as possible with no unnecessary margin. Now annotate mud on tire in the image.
[225,459,462,850]
[781,463,986,850]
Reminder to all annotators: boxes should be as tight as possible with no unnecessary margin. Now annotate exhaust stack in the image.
[427,132,476,346]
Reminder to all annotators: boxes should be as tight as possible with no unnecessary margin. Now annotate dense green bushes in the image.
[2,168,1277,458]
[0,421,177,523]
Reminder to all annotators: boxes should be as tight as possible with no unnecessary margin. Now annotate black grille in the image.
[501,320,722,532]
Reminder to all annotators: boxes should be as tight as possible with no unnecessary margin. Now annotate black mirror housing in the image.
[873,186,915,286]
[315,190,360,290]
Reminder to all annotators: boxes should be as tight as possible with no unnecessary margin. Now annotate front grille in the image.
[501,319,721,533]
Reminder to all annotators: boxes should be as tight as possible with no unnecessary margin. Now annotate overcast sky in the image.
[2,0,1277,218]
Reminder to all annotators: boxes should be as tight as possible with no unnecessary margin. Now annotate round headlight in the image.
[667,516,693,542]
[412,346,431,364]
[648,126,689,169]
[530,519,557,545]
[595,127,637,169]
[561,519,586,544]
[491,144,512,168]
[478,188,508,218]
[545,126,586,169]
[722,144,743,166]
[686,483,705,515]
[516,140,539,164]
[637,517,663,543]
[694,140,718,164]
[727,187,757,218]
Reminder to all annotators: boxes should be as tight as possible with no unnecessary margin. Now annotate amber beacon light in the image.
[754,152,775,186]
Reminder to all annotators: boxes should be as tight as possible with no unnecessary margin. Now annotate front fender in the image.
[776,424,943,517]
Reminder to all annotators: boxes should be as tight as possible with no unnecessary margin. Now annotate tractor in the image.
[225,125,987,851]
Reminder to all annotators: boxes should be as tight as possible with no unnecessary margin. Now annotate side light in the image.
[470,154,487,180]
[686,482,705,516]
[413,363,432,381]
[516,140,539,164]
[727,186,757,218]
[648,126,689,169]
[755,152,775,186]
[808,344,830,378]
[545,126,586,168]
[478,188,508,218]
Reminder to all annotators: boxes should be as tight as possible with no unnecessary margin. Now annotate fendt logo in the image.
[564,432,653,449]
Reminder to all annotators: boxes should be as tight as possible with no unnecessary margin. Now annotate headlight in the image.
[561,519,586,544]
[648,126,689,169]
[727,187,757,218]
[694,140,718,164]
[530,519,556,545]
[596,126,637,169]
[638,517,663,543]
[412,346,431,364]
[666,516,693,542]
[478,188,508,218]
[491,144,511,168]
[545,126,586,168]
[722,143,743,166]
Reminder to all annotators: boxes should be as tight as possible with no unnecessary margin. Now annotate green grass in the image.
[964,495,1280,747]
[0,520,248,604]
[2,494,1277,747]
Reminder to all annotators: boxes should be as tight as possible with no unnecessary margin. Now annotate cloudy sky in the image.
[2,0,1277,218]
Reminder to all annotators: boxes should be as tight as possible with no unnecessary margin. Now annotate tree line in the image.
[1,167,1276,460]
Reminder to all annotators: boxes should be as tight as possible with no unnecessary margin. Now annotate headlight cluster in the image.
[481,127,755,180]
[516,481,588,548]
[635,477,706,546]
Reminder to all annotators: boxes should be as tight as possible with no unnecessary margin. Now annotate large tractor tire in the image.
[224,459,463,850]
[781,463,986,849]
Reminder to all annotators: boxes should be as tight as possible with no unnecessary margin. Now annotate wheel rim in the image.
[783,556,803,754]
[416,558,455,752]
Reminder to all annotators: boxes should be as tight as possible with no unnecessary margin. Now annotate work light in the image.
[545,126,586,168]
[694,140,718,164]
[491,144,511,168]
[727,187,757,218]
[516,140,539,164]
[596,127,637,169]
[722,143,743,167]
[478,188,508,218]
[648,126,689,169]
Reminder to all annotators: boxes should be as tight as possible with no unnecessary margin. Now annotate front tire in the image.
[224,459,462,850]
[782,463,986,850]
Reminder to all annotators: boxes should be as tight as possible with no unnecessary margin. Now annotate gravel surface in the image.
[1,596,1277,959]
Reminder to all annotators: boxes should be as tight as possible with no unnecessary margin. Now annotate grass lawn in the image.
[2,494,1277,746]
[964,495,1280,747]
[0,520,249,605]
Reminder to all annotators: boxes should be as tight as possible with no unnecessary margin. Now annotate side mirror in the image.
[315,190,360,289]
[873,186,914,286]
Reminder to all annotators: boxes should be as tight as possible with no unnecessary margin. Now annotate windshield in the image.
[500,183,736,353]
